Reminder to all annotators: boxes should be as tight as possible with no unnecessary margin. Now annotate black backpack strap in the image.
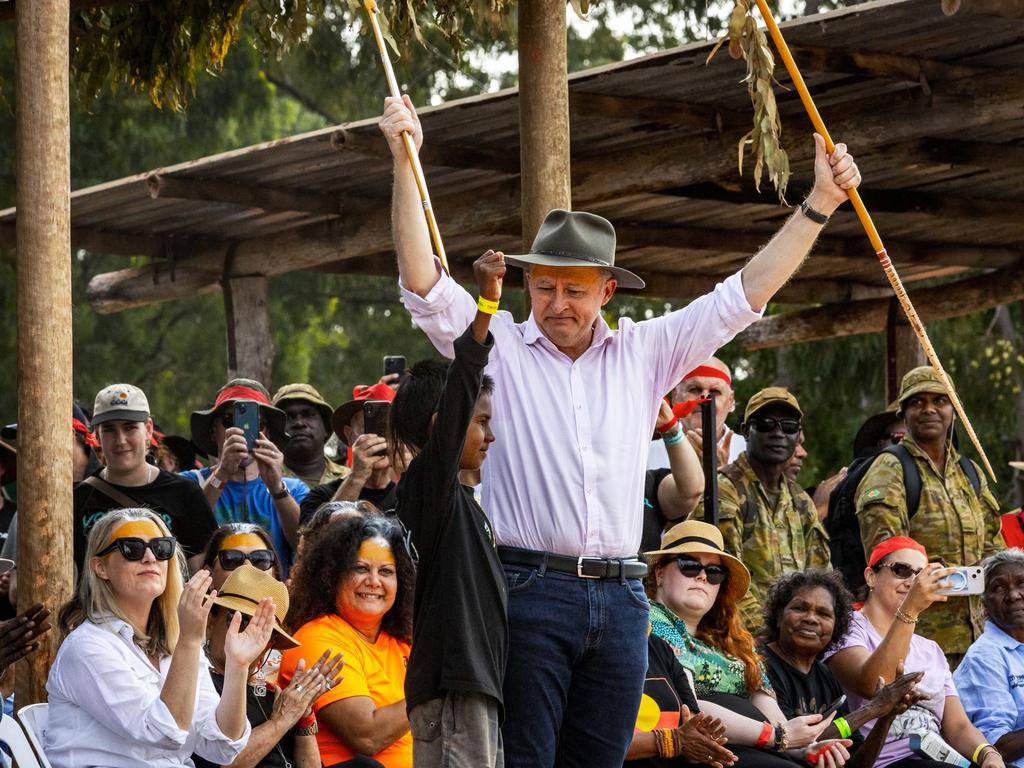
[957,455,982,498]
[884,444,922,519]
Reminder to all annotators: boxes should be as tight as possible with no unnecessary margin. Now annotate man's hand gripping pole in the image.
[363,0,449,274]
[750,0,995,481]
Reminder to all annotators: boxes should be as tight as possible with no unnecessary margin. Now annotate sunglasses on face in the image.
[218,548,277,572]
[97,536,177,561]
[749,416,802,435]
[225,609,252,632]
[872,561,921,580]
[674,557,729,585]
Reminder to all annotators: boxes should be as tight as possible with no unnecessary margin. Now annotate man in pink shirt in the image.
[379,95,861,768]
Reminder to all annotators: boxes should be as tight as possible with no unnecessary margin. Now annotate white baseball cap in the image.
[92,384,151,426]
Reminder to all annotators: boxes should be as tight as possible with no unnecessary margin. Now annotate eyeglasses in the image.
[749,416,802,435]
[97,536,177,561]
[872,561,921,580]
[218,548,277,572]
[675,557,729,585]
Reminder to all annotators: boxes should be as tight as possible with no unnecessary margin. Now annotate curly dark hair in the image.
[286,514,415,643]
[761,569,854,656]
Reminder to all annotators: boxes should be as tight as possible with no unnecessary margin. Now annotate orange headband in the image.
[358,539,395,565]
[104,519,163,549]
[222,533,266,550]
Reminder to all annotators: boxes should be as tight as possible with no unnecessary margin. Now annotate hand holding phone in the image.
[935,566,984,596]
[383,356,406,379]
[819,694,846,720]
[363,400,391,438]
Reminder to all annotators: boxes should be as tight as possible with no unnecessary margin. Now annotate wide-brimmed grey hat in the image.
[504,209,645,290]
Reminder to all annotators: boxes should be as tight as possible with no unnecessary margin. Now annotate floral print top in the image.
[649,601,771,698]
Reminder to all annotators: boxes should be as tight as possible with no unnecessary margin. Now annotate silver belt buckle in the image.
[577,557,602,578]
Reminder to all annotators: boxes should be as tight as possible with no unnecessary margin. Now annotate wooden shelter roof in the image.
[1,0,1022,348]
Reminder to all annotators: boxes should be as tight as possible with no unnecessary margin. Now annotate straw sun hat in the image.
[644,519,751,605]
[212,563,299,649]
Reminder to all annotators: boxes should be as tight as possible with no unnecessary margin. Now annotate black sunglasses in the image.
[225,609,252,632]
[675,557,729,585]
[872,561,921,580]
[749,416,802,435]
[98,536,177,561]
[218,548,277,572]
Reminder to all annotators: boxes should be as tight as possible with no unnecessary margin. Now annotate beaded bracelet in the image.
[833,716,852,739]
[894,608,918,625]
[654,728,678,758]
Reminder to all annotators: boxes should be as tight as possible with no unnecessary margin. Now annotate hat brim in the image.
[505,253,646,290]
[190,401,288,458]
[899,382,948,405]
[92,410,150,426]
[332,402,363,441]
[0,558,13,575]
[643,541,751,606]
[745,401,802,422]
[212,593,300,650]
[852,410,901,458]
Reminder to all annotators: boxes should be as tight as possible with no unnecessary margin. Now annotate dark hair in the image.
[388,357,494,462]
[286,514,414,643]
[200,523,281,580]
[761,569,854,655]
[300,500,380,538]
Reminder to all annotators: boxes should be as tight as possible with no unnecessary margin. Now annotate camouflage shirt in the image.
[284,456,350,491]
[693,452,831,632]
[855,434,1002,655]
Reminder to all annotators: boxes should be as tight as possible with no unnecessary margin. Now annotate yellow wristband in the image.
[833,717,851,739]
[972,743,993,765]
[477,296,499,315]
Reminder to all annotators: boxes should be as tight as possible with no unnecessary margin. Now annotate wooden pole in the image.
[518,0,571,315]
[885,300,926,405]
[15,0,74,704]
[223,275,274,386]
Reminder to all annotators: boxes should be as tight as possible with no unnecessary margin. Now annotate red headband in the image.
[214,385,270,409]
[73,418,100,447]
[868,536,928,567]
[683,365,731,386]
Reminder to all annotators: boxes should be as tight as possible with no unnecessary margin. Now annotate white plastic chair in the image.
[17,704,51,768]
[0,711,44,768]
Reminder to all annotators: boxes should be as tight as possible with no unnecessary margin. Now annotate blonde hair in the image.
[58,508,186,658]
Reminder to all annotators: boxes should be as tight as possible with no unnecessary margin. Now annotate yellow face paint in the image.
[222,533,266,550]
[530,265,606,288]
[104,518,163,549]
[358,538,395,565]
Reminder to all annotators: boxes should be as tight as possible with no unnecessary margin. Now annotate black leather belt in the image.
[498,546,648,579]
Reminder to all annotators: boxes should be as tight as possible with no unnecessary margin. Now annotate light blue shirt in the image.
[954,620,1024,766]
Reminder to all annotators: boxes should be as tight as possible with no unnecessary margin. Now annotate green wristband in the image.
[833,717,851,739]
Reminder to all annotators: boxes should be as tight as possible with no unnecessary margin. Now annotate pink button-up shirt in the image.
[400,267,762,558]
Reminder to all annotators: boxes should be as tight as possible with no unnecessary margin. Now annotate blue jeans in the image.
[500,564,649,768]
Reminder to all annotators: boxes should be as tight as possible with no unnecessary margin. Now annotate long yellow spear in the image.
[363,0,450,274]
[749,0,995,481]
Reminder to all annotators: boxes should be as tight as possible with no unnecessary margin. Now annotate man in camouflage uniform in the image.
[693,387,830,631]
[856,366,1002,667]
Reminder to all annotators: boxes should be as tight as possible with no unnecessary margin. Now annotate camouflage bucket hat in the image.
[898,366,949,406]
[272,383,334,436]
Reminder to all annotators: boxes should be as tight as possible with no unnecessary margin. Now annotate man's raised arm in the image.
[740,133,861,311]
[379,95,438,297]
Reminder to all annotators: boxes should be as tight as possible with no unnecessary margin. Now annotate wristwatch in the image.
[271,485,290,500]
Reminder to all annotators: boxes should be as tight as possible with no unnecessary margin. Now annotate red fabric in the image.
[672,397,710,419]
[1000,511,1024,549]
[351,383,396,403]
[213,385,271,409]
[683,365,731,386]
[73,418,100,447]
[868,535,927,567]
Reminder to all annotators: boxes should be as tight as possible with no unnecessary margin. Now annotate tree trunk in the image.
[15,0,74,704]
[885,300,927,405]
[518,0,571,317]
[224,274,274,386]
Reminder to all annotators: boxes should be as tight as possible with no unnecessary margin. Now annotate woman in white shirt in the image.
[46,507,276,767]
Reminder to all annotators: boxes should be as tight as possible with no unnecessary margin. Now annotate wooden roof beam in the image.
[332,129,520,175]
[735,261,1024,350]
[147,173,343,216]
[568,92,746,131]
[787,44,995,86]
[0,220,166,257]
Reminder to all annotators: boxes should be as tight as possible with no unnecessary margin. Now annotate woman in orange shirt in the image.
[279,514,415,768]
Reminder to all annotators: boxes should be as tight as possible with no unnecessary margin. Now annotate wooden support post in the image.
[518,0,571,315]
[885,299,927,404]
[223,274,275,386]
[15,0,73,704]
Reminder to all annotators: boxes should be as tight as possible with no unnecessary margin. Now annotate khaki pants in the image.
[410,690,504,768]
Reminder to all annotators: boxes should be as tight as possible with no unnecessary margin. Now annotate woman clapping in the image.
[47,508,276,767]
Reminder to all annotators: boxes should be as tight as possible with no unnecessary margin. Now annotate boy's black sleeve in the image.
[398,326,492,544]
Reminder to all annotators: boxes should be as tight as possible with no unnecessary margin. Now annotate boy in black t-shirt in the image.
[73,383,216,573]
[392,250,506,768]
